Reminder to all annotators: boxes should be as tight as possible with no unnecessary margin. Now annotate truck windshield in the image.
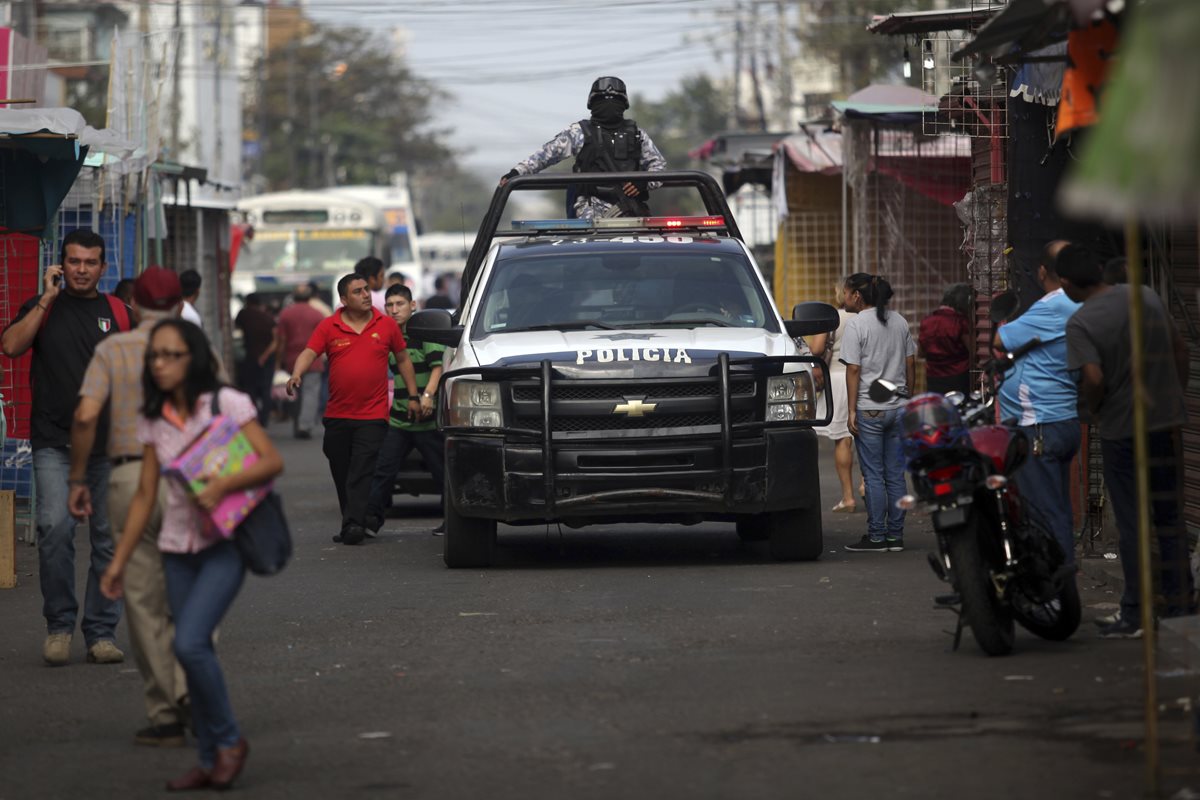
[473,249,779,336]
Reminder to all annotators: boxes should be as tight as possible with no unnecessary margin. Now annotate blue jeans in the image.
[1014,420,1081,565]
[366,427,445,521]
[162,541,246,768]
[1102,431,1196,619]
[855,408,908,540]
[34,447,120,644]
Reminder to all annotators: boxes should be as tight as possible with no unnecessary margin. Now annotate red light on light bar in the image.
[644,216,726,229]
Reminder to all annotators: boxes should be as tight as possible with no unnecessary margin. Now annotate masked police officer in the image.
[500,76,667,220]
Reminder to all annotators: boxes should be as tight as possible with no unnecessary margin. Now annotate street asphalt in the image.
[1,422,1196,800]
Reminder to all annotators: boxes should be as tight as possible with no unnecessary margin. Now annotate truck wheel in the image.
[767,505,823,561]
[735,516,769,542]
[443,499,496,568]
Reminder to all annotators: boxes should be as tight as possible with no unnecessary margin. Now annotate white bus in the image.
[234,183,423,305]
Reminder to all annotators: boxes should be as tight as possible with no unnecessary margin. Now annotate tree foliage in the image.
[249,24,452,190]
[793,0,937,97]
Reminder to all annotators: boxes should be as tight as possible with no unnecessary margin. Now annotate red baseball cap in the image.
[133,266,183,310]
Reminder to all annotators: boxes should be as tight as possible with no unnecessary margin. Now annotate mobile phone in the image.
[53,273,62,287]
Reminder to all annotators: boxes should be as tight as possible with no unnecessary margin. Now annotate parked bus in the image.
[233,182,422,307]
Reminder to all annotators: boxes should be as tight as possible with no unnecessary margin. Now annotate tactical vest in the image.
[574,119,643,175]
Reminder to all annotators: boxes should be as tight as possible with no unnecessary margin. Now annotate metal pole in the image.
[1125,220,1158,796]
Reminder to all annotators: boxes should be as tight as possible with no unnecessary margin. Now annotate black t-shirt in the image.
[6,292,127,450]
[235,306,276,361]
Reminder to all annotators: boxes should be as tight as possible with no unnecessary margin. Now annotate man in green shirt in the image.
[365,284,446,535]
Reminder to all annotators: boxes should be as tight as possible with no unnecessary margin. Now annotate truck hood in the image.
[468,327,797,378]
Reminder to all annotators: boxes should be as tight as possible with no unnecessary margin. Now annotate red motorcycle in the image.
[871,339,1081,656]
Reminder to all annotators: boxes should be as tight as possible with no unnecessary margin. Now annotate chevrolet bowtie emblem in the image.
[612,397,657,417]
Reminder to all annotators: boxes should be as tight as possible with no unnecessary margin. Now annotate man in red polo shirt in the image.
[287,273,419,545]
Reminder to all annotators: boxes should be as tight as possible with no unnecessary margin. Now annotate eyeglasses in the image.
[146,349,190,363]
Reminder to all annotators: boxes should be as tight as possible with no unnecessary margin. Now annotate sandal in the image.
[831,500,856,513]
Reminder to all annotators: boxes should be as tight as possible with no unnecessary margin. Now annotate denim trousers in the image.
[1014,420,1081,565]
[1101,430,1196,619]
[323,418,387,531]
[34,446,121,644]
[366,427,446,521]
[854,407,908,540]
[162,541,246,768]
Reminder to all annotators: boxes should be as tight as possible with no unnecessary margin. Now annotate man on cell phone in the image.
[1,229,132,667]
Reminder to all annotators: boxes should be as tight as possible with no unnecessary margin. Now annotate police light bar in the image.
[643,216,727,229]
[510,215,729,233]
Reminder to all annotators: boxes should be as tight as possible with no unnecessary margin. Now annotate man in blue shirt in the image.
[994,240,1082,564]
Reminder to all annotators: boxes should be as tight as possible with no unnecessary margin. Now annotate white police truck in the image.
[409,172,838,567]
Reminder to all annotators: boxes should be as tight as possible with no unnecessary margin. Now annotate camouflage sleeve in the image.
[638,129,667,191]
[514,123,586,175]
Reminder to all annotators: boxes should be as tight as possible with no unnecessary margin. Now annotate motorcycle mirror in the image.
[943,391,966,407]
[869,379,898,403]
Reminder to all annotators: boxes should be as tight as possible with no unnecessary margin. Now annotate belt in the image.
[111,455,143,467]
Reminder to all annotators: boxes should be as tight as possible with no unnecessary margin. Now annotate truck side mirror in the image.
[407,309,462,348]
[784,302,840,338]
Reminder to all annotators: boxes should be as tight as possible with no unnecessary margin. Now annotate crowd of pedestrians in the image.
[0,224,1196,790]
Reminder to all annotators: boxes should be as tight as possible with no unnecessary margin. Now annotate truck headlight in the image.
[448,380,504,428]
[765,373,815,422]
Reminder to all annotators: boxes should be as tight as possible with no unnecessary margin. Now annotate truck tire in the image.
[443,499,496,568]
[946,513,1015,656]
[767,505,823,561]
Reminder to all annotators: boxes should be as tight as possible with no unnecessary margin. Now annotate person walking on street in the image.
[1,228,131,666]
[993,240,1082,566]
[353,257,388,314]
[287,273,419,546]
[101,319,283,791]
[179,269,203,328]
[841,273,916,553]
[365,284,445,536]
[500,76,666,220]
[274,284,326,439]
[68,267,190,747]
[234,293,276,427]
[1060,250,1195,637]
[809,277,859,513]
[918,284,974,395]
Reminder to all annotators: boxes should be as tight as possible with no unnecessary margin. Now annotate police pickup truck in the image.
[409,171,838,567]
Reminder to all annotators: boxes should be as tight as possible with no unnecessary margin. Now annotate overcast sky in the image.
[308,0,734,177]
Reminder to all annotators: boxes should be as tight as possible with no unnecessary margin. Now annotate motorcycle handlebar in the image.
[983,337,1043,374]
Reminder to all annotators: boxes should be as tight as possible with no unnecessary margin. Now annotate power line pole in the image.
[731,1,743,130]
[171,0,181,160]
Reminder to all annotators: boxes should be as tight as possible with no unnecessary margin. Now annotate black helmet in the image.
[588,76,628,110]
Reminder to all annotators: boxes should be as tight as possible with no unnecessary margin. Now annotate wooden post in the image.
[0,489,15,589]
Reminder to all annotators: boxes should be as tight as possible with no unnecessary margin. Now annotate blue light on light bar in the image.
[510,219,594,231]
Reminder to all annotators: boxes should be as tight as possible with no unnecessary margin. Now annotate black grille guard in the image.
[438,353,832,513]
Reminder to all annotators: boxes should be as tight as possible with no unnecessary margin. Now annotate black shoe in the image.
[365,514,383,535]
[331,534,343,543]
[845,536,890,553]
[1097,617,1143,639]
[295,430,312,440]
[432,522,445,536]
[341,524,366,546]
[134,722,186,748]
[886,537,904,552]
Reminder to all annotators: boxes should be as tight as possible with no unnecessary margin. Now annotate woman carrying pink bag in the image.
[101,319,283,792]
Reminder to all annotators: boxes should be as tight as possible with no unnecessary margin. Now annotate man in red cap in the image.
[68,265,191,748]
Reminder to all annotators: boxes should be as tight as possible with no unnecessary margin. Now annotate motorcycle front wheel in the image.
[947,512,1015,656]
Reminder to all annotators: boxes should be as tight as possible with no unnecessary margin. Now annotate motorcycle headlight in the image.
[765,373,815,422]
[448,380,504,428]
